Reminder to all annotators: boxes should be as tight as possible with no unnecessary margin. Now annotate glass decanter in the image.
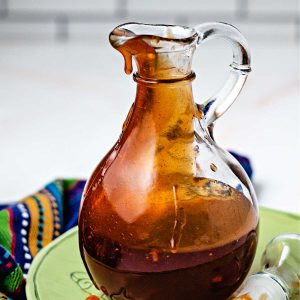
[79,22,258,300]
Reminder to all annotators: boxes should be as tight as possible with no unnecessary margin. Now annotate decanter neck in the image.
[133,79,197,127]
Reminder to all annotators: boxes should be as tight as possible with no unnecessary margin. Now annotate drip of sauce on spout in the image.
[110,29,157,75]
[118,47,133,75]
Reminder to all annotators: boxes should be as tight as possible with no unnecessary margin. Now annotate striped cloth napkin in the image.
[0,179,86,299]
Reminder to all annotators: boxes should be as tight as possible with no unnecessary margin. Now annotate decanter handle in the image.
[194,22,251,126]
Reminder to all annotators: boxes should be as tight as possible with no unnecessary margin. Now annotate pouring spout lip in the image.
[109,22,199,49]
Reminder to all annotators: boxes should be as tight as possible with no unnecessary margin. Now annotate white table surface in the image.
[0,32,299,214]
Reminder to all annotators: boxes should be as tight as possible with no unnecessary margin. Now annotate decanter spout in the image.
[109,22,199,80]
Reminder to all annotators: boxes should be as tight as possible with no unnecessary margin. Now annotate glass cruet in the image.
[79,22,258,300]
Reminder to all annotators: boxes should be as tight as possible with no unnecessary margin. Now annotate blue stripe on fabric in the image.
[11,204,24,266]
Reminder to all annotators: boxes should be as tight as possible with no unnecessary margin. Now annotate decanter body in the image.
[79,22,258,300]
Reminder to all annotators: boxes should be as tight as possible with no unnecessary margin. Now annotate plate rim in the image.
[26,226,78,300]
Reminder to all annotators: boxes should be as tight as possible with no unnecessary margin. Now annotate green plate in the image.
[26,207,300,300]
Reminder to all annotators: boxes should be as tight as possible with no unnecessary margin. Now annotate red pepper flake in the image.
[149,248,159,262]
[212,275,223,283]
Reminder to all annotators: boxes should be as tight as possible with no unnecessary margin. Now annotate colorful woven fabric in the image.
[0,179,86,299]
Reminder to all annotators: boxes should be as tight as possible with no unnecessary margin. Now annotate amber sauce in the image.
[79,32,258,300]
